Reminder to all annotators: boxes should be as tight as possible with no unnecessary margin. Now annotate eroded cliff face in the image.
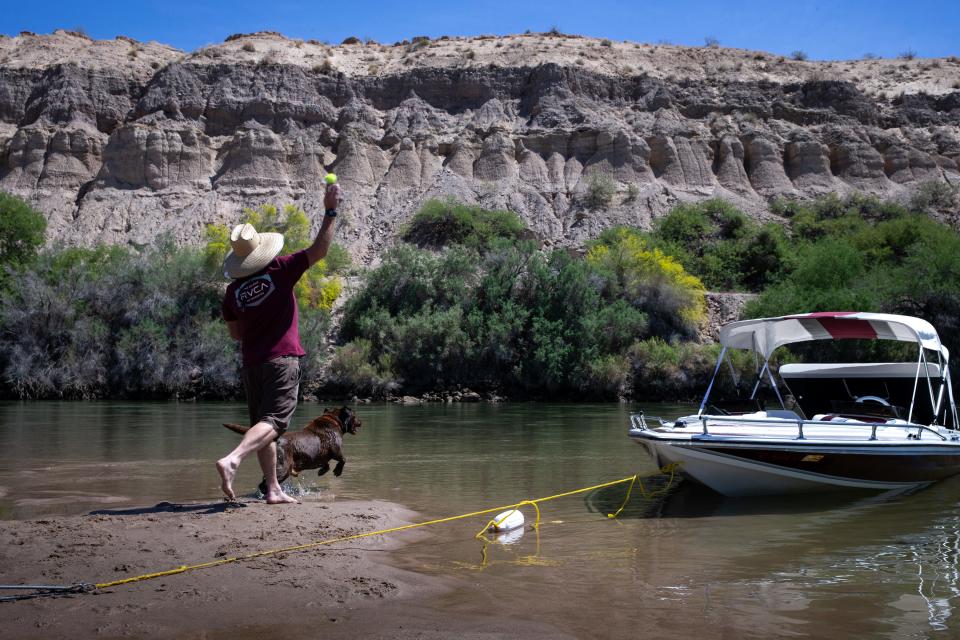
[1,30,959,261]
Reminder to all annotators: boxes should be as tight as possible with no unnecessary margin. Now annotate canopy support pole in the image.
[697,346,727,417]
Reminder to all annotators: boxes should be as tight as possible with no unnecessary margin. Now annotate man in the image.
[216,183,340,504]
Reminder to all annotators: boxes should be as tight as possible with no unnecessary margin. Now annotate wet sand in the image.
[1,497,570,639]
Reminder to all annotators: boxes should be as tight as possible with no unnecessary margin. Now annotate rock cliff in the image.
[2,30,959,260]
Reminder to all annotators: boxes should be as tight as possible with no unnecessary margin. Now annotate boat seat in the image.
[813,413,888,424]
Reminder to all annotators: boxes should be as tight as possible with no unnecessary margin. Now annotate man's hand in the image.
[324,183,341,212]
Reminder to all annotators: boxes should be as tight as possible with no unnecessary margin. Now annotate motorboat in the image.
[629,312,960,496]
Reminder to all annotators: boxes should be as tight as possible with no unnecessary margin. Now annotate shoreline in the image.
[1,496,572,639]
[1,497,440,638]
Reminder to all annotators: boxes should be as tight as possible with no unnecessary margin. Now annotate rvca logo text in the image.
[235,274,275,309]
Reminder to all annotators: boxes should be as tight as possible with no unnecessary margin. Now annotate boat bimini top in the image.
[701,312,957,427]
[719,312,948,361]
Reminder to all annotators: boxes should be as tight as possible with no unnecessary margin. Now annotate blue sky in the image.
[3,0,958,60]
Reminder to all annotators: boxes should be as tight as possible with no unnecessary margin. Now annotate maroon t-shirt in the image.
[222,250,310,367]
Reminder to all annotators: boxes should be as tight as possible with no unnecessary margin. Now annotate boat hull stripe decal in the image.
[688,445,960,483]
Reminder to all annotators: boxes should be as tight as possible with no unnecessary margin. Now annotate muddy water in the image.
[2,401,959,638]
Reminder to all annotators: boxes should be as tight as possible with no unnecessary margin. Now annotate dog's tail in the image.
[222,422,251,435]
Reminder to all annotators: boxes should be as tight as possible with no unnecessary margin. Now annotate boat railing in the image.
[630,412,950,442]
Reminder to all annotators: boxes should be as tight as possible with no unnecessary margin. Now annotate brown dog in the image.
[223,406,361,495]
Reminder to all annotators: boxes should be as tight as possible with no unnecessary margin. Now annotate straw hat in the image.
[222,223,284,279]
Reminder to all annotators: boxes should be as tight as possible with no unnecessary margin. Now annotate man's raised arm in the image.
[305,183,341,266]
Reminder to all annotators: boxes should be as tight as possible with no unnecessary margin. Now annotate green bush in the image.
[586,227,703,339]
[0,192,46,269]
[777,193,910,241]
[644,199,792,291]
[910,180,959,213]
[627,339,763,401]
[401,198,525,250]
[584,354,631,399]
[0,239,240,399]
[627,339,721,400]
[584,173,616,210]
[340,235,667,396]
[748,193,960,358]
[323,243,353,273]
[342,244,478,332]
[328,339,398,397]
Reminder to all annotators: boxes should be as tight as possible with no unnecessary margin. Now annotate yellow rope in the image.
[94,464,680,590]
[607,461,679,519]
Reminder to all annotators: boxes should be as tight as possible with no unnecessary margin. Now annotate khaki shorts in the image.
[241,356,301,434]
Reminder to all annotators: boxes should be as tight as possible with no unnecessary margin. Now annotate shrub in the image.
[881,229,960,356]
[899,49,917,60]
[0,240,239,399]
[735,225,792,290]
[791,50,808,61]
[644,199,791,291]
[0,192,46,269]
[322,243,352,274]
[584,354,631,399]
[407,39,429,53]
[747,195,960,358]
[339,236,665,397]
[584,173,616,210]
[342,244,478,335]
[328,340,398,398]
[783,193,910,241]
[910,180,958,212]
[627,339,721,400]
[586,228,705,338]
[373,307,471,390]
[241,43,255,52]
[653,202,716,246]
[401,198,526,250]
[704,36,720,48]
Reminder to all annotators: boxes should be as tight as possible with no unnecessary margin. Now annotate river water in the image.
[2,401,959,638]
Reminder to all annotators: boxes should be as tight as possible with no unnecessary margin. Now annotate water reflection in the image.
[582,476,960,635]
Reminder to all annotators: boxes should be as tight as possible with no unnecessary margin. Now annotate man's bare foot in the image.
[216,457,238,501]
[265,489,300,505]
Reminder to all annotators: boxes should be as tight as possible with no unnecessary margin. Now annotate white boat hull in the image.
[645,440,928,497]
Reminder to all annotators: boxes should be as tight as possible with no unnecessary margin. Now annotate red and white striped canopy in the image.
[719,312,948,361]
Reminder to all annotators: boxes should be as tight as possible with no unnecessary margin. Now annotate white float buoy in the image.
[494,527,525,545]
[488,509,525,532]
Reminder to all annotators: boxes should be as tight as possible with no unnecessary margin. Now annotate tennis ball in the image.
[324,173,338,185]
